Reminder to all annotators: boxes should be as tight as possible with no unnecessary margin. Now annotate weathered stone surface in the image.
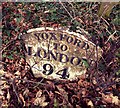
[22,27,102,80]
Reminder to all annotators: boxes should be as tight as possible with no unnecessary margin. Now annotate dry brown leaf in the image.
[81,89,87,97]
[75,17,84,24]
[102,93,112,103]
[0,80,6,86]
[7,90,10,102]
[1,100,8,108]
[3,83,10,89]
[48,91,54,99]
[0,89,4,96]
[23,88,29,98]
[111,95,120,106]
[87,100,94,108]
[33,96,48,107]
[36,90,42,98]
[102,93,120,106]
[14,71,21,76]
[19,93,25,106]
[4,72,15,79]
[0,69,5,76]
[78,79,84,86]
[46,81,55,89]
[56,85,69,105]
[56,85,68,95]
[92,77,97,85]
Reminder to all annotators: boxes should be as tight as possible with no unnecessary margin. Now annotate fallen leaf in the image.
[92,77,97,85]
[53,98,59,108]
[7,90,10,102]
[112,95,120,106]
[14,71,21,76]
[36,90,42,98]
[0,89,4,95]
[78,79,84,86]
[19,93,25,106]
[33,96,48,107]
[0,69,5,76]
[48,91,54,99]
[102,93,112,103]
[81,88,87,97]
[0,80,6,86]
[87,100,94,108]
[23,88,29,98]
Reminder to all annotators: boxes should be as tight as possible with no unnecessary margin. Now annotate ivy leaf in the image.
[7,55,13,59]
[16,17,22,24]
[116,53,120,58]
[112,17,120,26]
[54,98,59,108]
[6,30,11,37]
[26,10,31,21]
[32,16,41,27]
[116,70,120,76]
[2,54,7,58]
[82,59,89,68]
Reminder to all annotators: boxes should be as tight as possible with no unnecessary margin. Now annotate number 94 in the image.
[42,63,69,79]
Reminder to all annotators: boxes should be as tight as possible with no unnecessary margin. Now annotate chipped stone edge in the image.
[27,27,95,46]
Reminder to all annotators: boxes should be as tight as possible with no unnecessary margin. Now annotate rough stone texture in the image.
[22,27,102,80]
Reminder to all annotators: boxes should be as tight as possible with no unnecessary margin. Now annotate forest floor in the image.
[0,2,120,108]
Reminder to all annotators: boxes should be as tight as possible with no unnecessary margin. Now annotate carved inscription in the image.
[22,27,102,80]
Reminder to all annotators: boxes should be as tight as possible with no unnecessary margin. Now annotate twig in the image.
[15,77,45,85]
[0,60,7,65]
[84,3,98,16]
[0,36,18,52]
[59,0,74,21]
[105,31,117,44]
[11,79,22,103]
[101,16,110,26]
[67,2,76,18]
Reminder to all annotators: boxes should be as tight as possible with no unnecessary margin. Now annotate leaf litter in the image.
[1,2,120,108]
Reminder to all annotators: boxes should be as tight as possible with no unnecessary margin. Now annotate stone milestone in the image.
[22,27,102,80]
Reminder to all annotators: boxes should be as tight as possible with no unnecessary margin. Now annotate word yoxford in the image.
[26,31,90,66]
